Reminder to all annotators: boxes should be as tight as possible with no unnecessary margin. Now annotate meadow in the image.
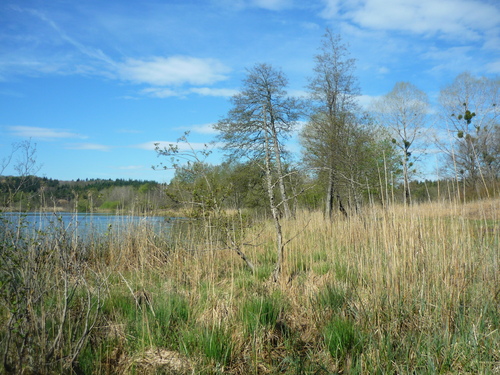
[0,198,499,374]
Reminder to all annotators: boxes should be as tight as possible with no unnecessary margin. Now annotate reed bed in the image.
[1,199,499,374]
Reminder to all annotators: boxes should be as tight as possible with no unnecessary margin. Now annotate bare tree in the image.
[438,72,500,188]
[215,63,301,280]
[372,82,429,204]
[154,133,255,273]
[0,139,41,207]
[301,30,360,218]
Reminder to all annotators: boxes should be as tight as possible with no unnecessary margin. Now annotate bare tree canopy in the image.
[371,81,429,204]
[438,72,500,186]
[301,29,389,217]
[215,63,301,220]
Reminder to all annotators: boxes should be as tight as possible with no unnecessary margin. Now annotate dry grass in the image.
[1,198,499,374]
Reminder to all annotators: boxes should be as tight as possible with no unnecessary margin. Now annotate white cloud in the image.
[118,56,230,86]
[140,87,179,98]
[321,0,500,41]
[7,126,87,140]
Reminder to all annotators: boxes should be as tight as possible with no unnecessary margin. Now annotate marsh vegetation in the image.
[1,197,498,374]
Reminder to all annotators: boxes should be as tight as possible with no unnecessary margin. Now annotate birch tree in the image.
[215,63,300,280]
[372,82,429,204]
[300,29,361,218]
[438,72,500,187]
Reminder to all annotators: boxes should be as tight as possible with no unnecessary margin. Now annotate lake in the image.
[0,212,175,240]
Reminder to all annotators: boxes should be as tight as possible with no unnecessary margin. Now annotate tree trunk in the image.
[325,168,334,220]
[264,130,284,282]
[270,119,292,219]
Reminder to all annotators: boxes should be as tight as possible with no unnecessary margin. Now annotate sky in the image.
[1,0,499,183]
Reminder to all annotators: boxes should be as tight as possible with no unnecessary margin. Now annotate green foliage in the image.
[105,291,191,349]
[100,200,120,210]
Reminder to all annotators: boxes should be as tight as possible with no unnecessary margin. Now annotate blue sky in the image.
[1,0,499,182]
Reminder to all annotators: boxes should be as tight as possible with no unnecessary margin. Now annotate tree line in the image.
[0,174,164,212]
[2,30,499,215]
[158,29,499,219]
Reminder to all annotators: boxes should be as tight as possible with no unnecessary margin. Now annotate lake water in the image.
[0,212,175,240]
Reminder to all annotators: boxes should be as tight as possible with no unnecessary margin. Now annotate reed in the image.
[1,198,498,373]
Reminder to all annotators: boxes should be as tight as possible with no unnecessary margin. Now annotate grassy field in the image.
[1,198,499,374]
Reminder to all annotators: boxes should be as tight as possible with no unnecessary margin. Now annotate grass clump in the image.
[322,317,363,365]
[241,293,284,336]
[199,325,234,369]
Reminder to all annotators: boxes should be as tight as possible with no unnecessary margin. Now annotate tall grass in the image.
[1,198,499,373]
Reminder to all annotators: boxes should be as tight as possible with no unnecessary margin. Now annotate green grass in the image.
[241,293,284,336]
[322,317,363,364]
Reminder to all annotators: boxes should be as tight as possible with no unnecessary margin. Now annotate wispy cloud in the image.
[251,0,293,11]
[486,61,500,74]
[5,8,232,92]
[117,56,230,86]
[358,94,381,109]
[140,87,179,98]
[65,143,111,151]
[14,6,114,65]
[140,86,237,99]
[116,165,144,170]
[190,87,238,97]
[175,123,219,135]
[116,129,143,134]
[7,126,87,140]
[215,0,293,11]
[0,89,23,98]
